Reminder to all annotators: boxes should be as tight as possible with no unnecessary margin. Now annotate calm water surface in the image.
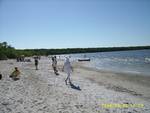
[68,49,150,76]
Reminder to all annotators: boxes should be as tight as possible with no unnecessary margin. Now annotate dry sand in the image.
[0,57,150,113]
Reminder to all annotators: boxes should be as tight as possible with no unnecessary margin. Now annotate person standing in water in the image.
[34,57,39,70]
[63,57,73,85]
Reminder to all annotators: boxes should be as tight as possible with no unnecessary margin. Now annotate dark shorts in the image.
[35,63,38,66]
[0,74,2,80]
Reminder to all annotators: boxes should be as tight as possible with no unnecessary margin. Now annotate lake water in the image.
[67,49,150,76]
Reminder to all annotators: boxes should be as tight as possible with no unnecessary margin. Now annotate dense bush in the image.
[0,53,8,60]
[0,42,16,60]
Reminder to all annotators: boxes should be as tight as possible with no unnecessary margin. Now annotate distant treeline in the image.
[1,41,150,60]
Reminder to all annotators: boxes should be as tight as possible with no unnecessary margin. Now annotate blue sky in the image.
[0,0,150,49]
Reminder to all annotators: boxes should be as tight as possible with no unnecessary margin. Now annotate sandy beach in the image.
[0,57,150,113]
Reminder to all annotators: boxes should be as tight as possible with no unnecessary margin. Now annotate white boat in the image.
[78,58,90,61]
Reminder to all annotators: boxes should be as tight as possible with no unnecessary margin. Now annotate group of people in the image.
[16,55,25,62]
[51,56,74,85]
[0,56,73,85]
[34,56,73,85]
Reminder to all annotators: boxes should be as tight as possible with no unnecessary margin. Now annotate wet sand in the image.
[73,62,150,100]
[0,57,150,113]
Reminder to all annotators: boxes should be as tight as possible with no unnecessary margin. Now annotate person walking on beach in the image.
[52,56,59,75]
[63,57,73,85]
[9,67,21,81]
[34,57,39,70]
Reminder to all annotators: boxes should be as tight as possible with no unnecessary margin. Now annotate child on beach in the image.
[63,57,73,85]
[10,67,21,81]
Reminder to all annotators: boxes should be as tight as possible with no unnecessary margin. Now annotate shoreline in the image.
[73,61,150,101]
[77,60,150,77]
[0,58,150,113]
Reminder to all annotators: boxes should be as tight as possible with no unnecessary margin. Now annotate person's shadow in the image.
[70,82,81,91]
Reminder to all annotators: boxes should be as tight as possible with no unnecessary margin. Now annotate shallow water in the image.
[68,49,150,76]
